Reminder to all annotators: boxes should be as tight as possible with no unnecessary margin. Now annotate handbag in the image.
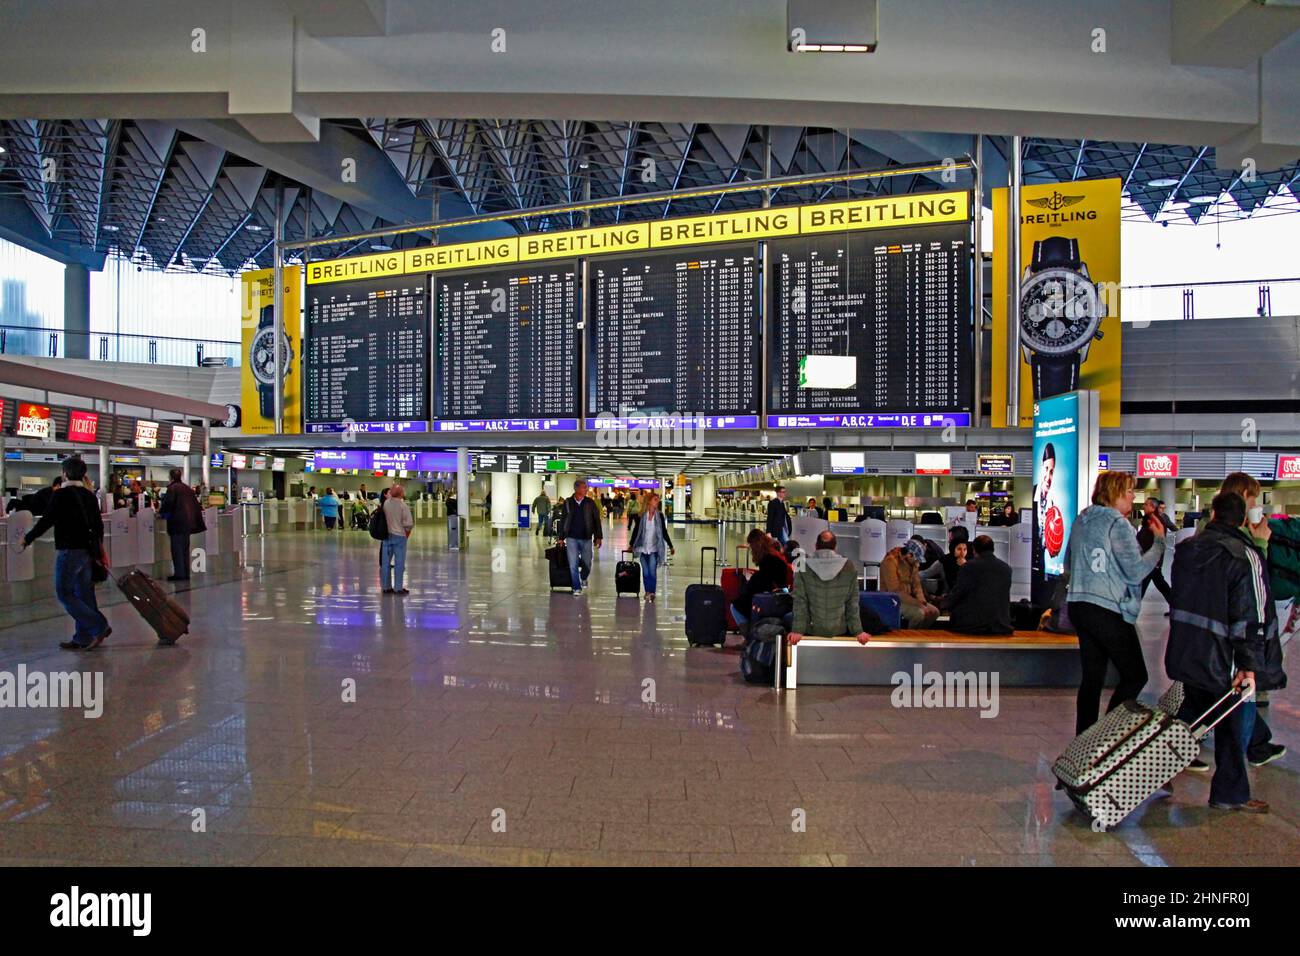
[74,488,111,584]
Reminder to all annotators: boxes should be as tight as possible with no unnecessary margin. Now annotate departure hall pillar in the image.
[491,473,518,531]
[695,474,717,516]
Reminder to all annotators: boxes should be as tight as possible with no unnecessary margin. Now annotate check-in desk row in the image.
[1,506,242,611]
[241,496,448,534]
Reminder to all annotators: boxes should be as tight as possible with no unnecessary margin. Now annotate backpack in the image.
[368,505,389,540]
[740,618,785,685]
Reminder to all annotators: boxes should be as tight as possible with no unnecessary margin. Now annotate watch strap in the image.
[1030,354,1080,399]
[1030,236,1081,273]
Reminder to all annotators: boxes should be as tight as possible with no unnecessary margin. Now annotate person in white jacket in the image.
[381,484,415,594]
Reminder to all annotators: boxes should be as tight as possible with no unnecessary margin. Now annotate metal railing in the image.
[1121,276,1300,322]
[0,324,241,367]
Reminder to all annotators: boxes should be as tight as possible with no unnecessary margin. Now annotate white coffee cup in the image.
[1248,506,1264,525]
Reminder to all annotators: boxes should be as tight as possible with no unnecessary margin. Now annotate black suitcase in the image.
[546,544,572,590]
[685,546,727,647]
[1011,599,1046,631]
[616,550,641,597]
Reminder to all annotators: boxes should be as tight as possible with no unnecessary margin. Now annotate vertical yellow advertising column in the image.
[991,178,1122,428]
[240,266,302,434]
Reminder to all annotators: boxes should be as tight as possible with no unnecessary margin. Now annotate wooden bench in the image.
[783,628,1082,689]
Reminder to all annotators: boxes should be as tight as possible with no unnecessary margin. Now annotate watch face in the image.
[223,404,241,428]
[1019,268,1102,356]
[249,329,292,385]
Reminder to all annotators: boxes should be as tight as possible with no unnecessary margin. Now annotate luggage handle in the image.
[700,546,718,584]
[736,544,750,569]
[622,549,636,562]
[1190,685,1254,740]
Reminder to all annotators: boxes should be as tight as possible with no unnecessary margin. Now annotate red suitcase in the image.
[720,546,750,631]
[116,569,190,645]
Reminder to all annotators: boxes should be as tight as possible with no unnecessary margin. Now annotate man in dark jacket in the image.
[160,467,203,582]
[556,479,603,596]
[19,456,111,650]
[7,476,63,515]
[766,486,791,545]
[1167,491,1283,813]
[942,535,1013,634]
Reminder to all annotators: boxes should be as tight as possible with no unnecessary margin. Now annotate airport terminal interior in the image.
[1,0,1299,875]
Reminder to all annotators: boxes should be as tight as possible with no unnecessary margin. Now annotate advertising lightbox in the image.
[1032,390,1100,604]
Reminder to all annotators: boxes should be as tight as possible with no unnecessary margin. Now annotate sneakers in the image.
[1210,799,1269,814]
[394,588,410,595]
[572,589,583,597]
[1186,758,1210,772]
[59,640,90,651]
[1248,744,1287,768]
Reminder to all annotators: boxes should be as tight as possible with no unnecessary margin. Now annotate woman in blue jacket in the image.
[317,488,341,530]
[1065,471,1166,735]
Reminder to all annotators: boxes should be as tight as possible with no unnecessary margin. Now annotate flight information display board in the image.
[767,221,972,429]
[588,247,759,429]
[434,264,580,432]
[305,275,429,433]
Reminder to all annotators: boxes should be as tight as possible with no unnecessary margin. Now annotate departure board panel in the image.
[767,221,972,429]
[305,275,429,433]
[588,248,759,429]
[433,264,580,433]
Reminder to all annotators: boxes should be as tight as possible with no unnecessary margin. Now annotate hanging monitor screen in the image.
[305,275,430,433]
[766,219,973,429]
[434,264,580,432]
[588,247,760,429]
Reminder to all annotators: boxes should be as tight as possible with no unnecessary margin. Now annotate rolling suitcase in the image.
[116,569,190,645]
[546,544,572,590]
[685,546,727,647]
[616,550,641,597]
[720,547,749,630]
[1052,688,1249,830]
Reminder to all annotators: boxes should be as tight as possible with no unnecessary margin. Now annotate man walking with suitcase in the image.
[556,479,602,596]
[160,467,203,582]
[1167,491,1278,813]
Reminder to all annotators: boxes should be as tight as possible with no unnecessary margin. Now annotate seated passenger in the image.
[921,538,966,599]
[788,531,870,645]
[731,529,791,629]
[880,539,941,628]
[943,535,1014,635]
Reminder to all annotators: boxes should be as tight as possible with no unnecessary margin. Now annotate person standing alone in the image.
[160,466,204,583]
[628,491,674,603]
[766,486,792,546]
[556,479,602,596]
[532,487,552,537]
[380,484,414,595]
[19,455,112,650]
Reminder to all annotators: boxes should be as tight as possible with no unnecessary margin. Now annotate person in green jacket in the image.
[788,531,870,645]
[532,490,551,536]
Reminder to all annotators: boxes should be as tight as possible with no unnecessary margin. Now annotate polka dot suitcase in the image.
[1052,689,1248,830]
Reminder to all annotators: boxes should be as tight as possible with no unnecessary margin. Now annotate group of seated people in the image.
[730,521,1015,641]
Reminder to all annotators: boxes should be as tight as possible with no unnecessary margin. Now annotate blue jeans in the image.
[55,548,108,646]
[640,551,661,594]
[381,534,408,590]
[566,537,593,592]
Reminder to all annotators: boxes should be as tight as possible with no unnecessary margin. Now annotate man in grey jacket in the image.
[788,531,870,644]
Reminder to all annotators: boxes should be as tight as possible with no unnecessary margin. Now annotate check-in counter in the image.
[286,497,306,530]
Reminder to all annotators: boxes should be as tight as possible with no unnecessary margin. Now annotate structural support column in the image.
[64,262,91,360]
[202,428,211,489]
[556,473,576,498]
[456,446,470,543]
[519,472,542,517]
[971,134,984,428]
[98,444,109,503]
[490,473,519,531]
[0,433,6,499]
[182,455,192,486]
[695,473,717,516]
[272,182,285,434]
[1158,478,1178,509]
[1005,134,1023,429]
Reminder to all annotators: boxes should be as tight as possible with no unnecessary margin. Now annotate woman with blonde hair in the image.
[1065,470,1167,734]
[627,491,674,602]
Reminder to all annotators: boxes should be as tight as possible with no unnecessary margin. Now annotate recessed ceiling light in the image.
[102,224,119,232]
[370,243,392,251]
[1146,177,1179,188]
[1189,194,1218,204]
[246,224,263,232]
[0,145,6,154]
[1164,200,1190,209]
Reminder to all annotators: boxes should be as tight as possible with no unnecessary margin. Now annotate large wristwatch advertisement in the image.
[249,304,293,420]
[1019,236,1105,401]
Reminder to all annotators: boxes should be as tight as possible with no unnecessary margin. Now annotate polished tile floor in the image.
[1,518,1296,866]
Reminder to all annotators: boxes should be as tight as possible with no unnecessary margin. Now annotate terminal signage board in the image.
[1277,455,1300,482]
[475,453,532,474]
[915,452,951,475]
[68,410,99,444]
[230,453,248,470]
[15,402,52,440]
[170,425,193,452]
[434,418,578,433]
[767,412,972,430]
[210,452,226,469]
[1136,453,1178,479]
[976,453,1014,477]
[250,456,269,470]
[134,420,159,449]
[830,452,865,475]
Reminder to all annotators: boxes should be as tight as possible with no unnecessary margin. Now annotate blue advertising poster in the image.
[1032,392,1081,583]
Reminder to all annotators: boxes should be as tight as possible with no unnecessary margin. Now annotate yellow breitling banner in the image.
[991,177,1121,428]
[240,266,302,434]
[304,188,972,284]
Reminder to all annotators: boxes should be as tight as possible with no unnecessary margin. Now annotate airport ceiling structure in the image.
[1,120,1298,277]
[0,1,1297,274]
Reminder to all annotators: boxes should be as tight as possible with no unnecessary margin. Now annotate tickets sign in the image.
[1137,453,1179,478]
[15,402,52,440]
[68,410,99,443]
[170,425,193,452]
[134,419,159,449]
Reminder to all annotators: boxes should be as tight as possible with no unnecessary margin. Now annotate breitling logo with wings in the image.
[1027,191,1085,211]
